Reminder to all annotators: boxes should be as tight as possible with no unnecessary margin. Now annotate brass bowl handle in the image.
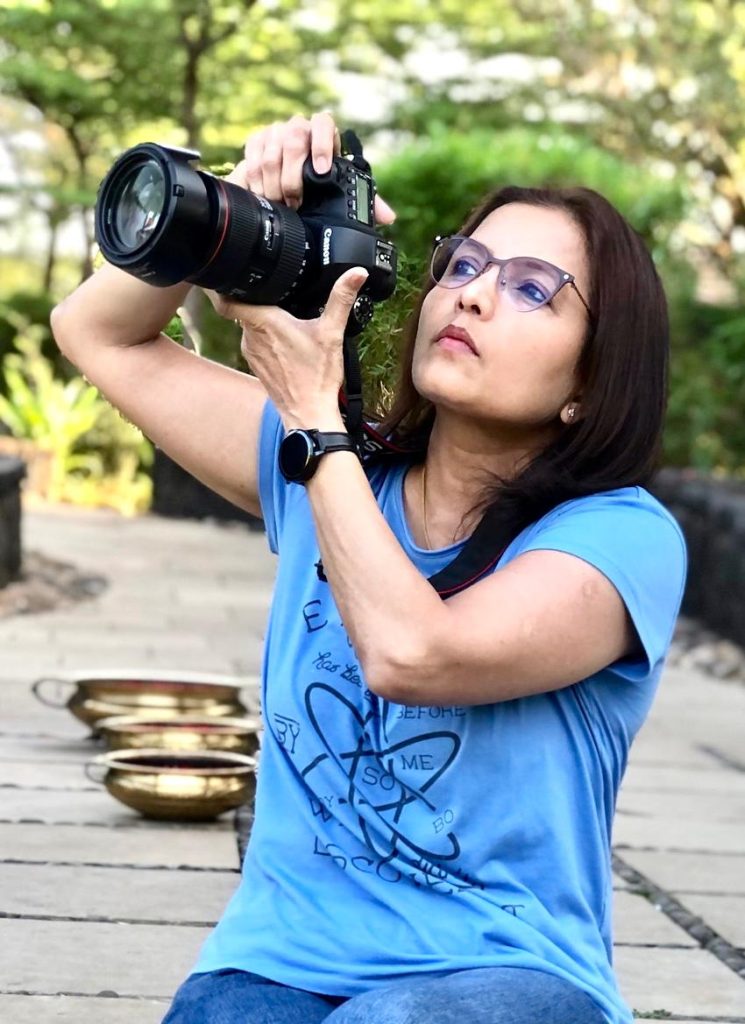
[31,677,76,708]
[84,758,109,785]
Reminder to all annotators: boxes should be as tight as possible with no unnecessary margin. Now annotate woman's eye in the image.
[450,257,480,278]
[517,280,549,304]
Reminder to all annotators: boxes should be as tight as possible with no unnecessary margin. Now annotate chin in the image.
[413,362,476,410]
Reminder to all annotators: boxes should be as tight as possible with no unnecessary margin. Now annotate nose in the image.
[455,265,502,318]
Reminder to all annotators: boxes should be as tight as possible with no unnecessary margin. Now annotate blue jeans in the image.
[160,966,608,1024]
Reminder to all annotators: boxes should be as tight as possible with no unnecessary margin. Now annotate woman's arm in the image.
[304,444,636,707]
[51,264,268,517]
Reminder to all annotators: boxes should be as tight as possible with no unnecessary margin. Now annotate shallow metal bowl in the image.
[86,748,257,821]
[32,669,259,730]
[95,713,262,756]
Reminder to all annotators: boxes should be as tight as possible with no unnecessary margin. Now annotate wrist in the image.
[282,405,345,433]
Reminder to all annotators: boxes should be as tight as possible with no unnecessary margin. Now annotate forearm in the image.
[51,262,192,353]
[305,443,449,702]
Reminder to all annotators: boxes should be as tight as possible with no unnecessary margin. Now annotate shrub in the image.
[0,313,153,513]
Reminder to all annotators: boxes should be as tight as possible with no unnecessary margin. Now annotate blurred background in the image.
[1,0,743,516]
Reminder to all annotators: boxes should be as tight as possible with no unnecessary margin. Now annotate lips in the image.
[435,324,479,356]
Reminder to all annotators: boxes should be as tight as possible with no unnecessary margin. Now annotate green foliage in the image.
[665,300,745,474]
[358,250,425,416]
[376,126,687,262]
[0,312,153,511]
[0,290,67,378]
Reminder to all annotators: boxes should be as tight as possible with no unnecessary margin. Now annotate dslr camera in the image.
[94,132,397,336]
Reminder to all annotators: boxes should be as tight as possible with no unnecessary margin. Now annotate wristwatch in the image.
[278,429,358,483]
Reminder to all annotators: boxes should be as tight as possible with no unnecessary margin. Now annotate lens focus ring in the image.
[194,182,307,304]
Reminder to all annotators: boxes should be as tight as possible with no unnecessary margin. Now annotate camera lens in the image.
[95,142,308,301]
[112,160,166,251]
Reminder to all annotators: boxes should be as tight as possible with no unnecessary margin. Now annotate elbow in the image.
[363,640,434,706]
[50,301,73,357]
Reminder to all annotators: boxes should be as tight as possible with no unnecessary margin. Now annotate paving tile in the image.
[621,849,745,895]
[616,788,745,823]
[615,945,745,1017]
[0,994,168,1023]
[678,894,745,947]
[0,821,239,869]
[0,760,99,788]
[0,786,235,828]
[0,918,209,997]
[0,862,239,924]
[613,814,745,855]
[0,735,98,764]
[20,628,215,651]
[621,764,745,795]
[613,891,696,947]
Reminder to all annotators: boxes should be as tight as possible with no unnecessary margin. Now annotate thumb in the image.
[321,267,369,334]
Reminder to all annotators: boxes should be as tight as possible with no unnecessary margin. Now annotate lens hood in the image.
[95,143,214,286]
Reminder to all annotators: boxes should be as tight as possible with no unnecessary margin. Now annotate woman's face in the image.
[412,202,591,435]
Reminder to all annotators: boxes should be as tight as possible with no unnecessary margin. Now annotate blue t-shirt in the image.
[193,400,687,1024]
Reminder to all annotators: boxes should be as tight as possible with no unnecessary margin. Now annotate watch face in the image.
[279,430,315,481]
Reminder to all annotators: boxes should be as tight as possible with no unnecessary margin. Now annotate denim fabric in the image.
[161,965,608,1024]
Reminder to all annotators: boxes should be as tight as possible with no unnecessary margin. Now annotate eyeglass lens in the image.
[432,236,566,311]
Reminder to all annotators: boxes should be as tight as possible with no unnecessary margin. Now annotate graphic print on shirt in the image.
[265,600,487,896]
[274,677,481,896]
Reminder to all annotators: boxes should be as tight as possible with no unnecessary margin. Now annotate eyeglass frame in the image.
[430,234,594,319]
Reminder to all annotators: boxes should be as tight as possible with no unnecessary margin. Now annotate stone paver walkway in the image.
[2,505,745,1023]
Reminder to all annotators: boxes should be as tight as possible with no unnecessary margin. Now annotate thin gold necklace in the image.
[421,462,432,549]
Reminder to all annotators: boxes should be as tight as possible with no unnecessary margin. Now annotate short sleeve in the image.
[518,488,688,681]
[257,398,288,555]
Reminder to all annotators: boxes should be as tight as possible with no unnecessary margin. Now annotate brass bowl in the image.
[96,713,262,756]
[86,748,257,821]
[31,669,259,731]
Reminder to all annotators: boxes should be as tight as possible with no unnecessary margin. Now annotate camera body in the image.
[94,138,397,336]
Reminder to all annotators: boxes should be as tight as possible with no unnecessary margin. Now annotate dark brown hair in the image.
[378,185,670,545]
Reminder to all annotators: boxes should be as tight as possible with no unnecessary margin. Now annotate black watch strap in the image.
[279,428,357,483]
[312,430,356,455]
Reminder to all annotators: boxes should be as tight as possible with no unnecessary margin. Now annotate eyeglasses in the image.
[430,235,593,318]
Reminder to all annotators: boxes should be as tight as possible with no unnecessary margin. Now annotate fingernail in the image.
[314,156,331,174]
[377,197,396,220]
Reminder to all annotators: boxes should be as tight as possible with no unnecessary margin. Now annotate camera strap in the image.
[337,340,508,599]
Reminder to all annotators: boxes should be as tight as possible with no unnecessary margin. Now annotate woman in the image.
[51,112,686,1024]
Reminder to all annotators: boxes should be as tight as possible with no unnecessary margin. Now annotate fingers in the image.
[310,111,340,174]
[321,267,369,335]
[202,288,257,328]
[243,127,267,197]
[260,122,285,202]
[241,112,338,208]
[280,116,312,209]
[374,194,396,225]
[239,113,396,225]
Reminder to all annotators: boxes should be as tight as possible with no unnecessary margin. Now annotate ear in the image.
[560,401,581,425]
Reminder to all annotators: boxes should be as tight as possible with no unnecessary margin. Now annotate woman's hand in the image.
[208,267,369,432]
[204,112,394,430]
[227,111,396,222]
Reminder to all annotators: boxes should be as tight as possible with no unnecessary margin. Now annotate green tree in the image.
[0,0,336,282]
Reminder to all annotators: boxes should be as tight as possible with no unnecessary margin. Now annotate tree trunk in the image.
[67,126,94,282]
[183,42,201,150]
[78,207,94,282]
[43,216,59,293]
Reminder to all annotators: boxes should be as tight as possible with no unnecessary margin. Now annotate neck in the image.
[415,409,558,547]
